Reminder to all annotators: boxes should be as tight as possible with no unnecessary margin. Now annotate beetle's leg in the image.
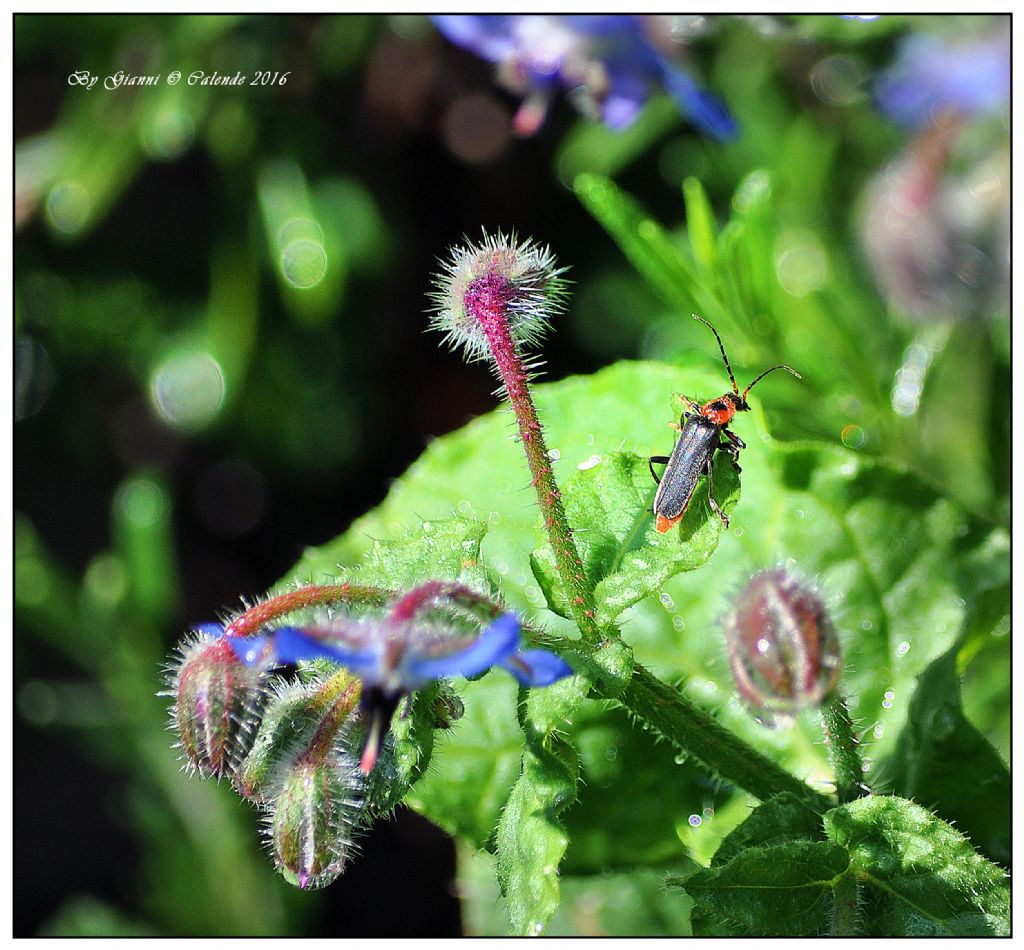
[724,428,746,450]
[718,441,742,472]
[720,429,744,472]
[649,455,670,484]
[674,392,702,414]
[705,456,730,528]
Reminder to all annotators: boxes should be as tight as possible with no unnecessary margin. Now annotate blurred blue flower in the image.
[229,611,572,771]
[876,27,1009,129]
[433,14,737,139]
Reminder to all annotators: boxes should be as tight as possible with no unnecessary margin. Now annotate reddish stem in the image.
[388,580,502,625]
[465,274,600,641]
[224,583,389,638]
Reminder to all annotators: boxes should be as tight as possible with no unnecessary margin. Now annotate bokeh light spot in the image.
[151,350,226,430]
[116,477,170,528]
[15,336,56,420]
[442,92,512,165]
[775,231,828,297]
[840,424,867,449]
[732,170,771,212]
[281,239,328,288]
[45,180,91,234]
[84,553,128,608]
[141,108,196,160]
[810,54,867,106]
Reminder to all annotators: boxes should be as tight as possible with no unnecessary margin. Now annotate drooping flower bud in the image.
[237,670,361,801]
[240,671,370,889]
[268,748,365,890]
[166,624,264,779]
[724,569,841,719]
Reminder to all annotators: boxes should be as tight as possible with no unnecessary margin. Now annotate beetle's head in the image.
[725,392,750,413]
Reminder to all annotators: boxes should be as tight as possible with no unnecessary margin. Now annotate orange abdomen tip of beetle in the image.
[656,512,685,534]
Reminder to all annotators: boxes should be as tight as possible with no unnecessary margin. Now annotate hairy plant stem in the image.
[223,583,388,638]
[476,309,600,642]
[830,874,862,936]
[821,694,868,804]
[620,662,834,813]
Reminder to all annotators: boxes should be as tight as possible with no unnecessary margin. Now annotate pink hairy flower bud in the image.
[428,230,568,365]
[167,625,263,779]
[725,569,842,719]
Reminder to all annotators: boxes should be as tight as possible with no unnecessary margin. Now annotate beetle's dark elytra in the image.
[652,414,721,526]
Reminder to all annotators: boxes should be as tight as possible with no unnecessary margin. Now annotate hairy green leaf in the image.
[711,792,824,867]
[824,796,1009,936]
[531,451,739,624]
[884,639,1010,868]
[495,737,579,935]
[679,840,849,936]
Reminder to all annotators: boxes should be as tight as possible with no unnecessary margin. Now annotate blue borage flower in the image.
[229,613,573,772]
[433,14,737,140]
[876,27,1009,130]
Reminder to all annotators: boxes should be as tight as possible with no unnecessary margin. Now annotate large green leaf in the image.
[403,673,523,848]
[562,701,716,875]
[883,639,1010,868]
[824,796,1010,936]
[680,840,849,936]
[275,360,1007,929]
[711,792,824,866]
[531,451,739,625]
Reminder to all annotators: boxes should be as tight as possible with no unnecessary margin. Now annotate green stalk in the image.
[821,694,867,804]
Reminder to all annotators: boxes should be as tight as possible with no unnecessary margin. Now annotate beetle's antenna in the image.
[691,313,739,396]
[742,364,802,400]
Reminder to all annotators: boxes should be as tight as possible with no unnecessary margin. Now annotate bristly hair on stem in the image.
[427,229,570,367]
[427,229,600,641]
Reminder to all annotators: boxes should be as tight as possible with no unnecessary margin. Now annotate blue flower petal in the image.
[876,32,1009,129]
[227,634,272,666]
[500,649,574,687]
[194,622,226,638]
[432,15,518,63]
[272,626,382,679]
[658,60,738,141]
[599,65,650,129]
[404,613,521,684]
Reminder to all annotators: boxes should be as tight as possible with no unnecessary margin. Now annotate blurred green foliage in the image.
[15,12,1008,937]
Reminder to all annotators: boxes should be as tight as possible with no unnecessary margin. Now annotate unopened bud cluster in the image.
[165,618,371,889]
[429,230,567,366]
[164,580,571,889]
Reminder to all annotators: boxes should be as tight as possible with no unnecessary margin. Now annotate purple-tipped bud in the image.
[167,625,263,779]
[269,751,365,890]
[428,230,568,365]
[725,570,841,718]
